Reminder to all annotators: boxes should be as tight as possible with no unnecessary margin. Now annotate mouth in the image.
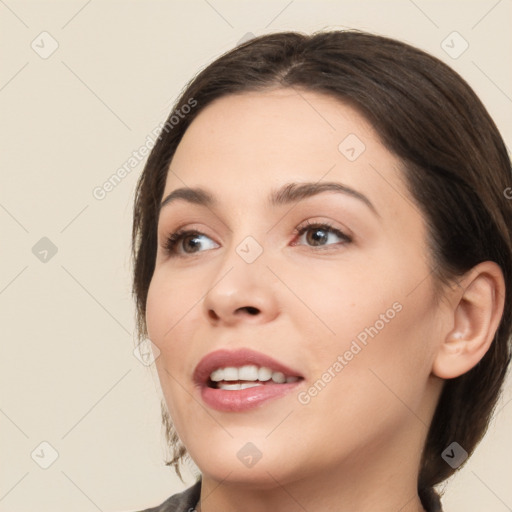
[208,365,301,389]
[194,348,304,412]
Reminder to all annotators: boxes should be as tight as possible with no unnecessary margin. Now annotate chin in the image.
[188,440,302,488]
[201,463,293,489]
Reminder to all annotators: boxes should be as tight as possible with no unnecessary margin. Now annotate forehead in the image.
[164,88,413,221]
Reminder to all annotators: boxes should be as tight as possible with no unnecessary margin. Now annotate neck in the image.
[195,425,428,512]
[196,473,426,512]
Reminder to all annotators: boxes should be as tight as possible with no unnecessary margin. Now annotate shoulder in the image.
[135,480,201,512]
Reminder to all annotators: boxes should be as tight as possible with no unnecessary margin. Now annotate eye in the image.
[163,229,219,257]
[162,221,352,258]
[292,221,352,248]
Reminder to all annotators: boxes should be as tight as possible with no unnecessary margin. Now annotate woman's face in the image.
[146,88,446,487]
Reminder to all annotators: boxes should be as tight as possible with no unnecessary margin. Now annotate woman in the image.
[131,30,511,511]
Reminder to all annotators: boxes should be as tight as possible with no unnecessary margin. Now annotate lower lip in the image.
[200,382,301,412]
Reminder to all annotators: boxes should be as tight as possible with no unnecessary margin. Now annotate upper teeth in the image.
[210,365,299,384]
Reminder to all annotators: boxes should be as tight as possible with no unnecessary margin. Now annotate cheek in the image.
[145,268,203,349]
[285,258,400,353]
[145,270,203,420]
[295,253,437,399]
[293,298,437,458]
[319,291,435,413]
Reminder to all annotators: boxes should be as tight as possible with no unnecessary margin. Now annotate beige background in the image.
[1,0,511,510]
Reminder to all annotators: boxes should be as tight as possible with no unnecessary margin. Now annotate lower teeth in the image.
[216,381,264,391]
[211,377,301,390]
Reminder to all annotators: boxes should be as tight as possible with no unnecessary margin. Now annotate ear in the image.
[432,261,506,379]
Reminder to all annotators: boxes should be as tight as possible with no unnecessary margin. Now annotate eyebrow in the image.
[159,181,379,217]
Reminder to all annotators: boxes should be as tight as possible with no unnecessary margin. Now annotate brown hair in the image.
[131,30,512,502]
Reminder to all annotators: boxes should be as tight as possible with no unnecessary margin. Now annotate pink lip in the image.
[193,348,303,412]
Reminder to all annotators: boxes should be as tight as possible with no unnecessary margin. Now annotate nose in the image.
[202,249,280,327]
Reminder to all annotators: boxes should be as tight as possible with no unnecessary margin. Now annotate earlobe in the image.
[432,261,505,380]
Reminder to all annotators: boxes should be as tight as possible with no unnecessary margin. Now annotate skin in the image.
[145,88,504,512]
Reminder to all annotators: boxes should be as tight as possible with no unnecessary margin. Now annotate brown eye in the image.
[294,222,352,248]
[164,230,218,256]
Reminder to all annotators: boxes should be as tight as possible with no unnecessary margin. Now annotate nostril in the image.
[208,310,220,320]
[243,306,259,315]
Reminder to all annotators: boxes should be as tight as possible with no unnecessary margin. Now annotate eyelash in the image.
[162,221,352,257]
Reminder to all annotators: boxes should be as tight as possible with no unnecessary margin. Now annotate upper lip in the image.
[193,348,303,386]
